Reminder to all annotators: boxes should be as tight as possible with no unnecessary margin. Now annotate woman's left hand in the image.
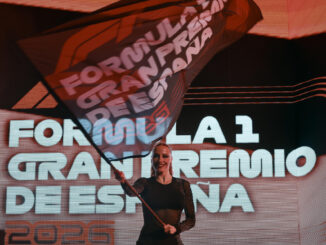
[164,224,177,234]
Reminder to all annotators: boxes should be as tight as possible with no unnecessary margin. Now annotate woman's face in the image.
[152,145,172,175]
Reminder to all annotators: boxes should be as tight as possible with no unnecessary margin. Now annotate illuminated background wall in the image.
[0,1,326,244]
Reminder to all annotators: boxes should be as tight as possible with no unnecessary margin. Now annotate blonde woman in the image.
[115,142,195,245]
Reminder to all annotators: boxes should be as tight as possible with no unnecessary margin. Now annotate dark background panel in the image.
[178,96,326,156]
[193,33,326,86]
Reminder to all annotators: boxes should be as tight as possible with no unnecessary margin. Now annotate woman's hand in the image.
[164,224,176,235]
[114,170,126,183]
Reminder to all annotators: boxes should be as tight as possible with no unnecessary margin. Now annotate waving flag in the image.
[18,0,262,160]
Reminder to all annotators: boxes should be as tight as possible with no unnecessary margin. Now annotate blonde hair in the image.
[151,142,173,177]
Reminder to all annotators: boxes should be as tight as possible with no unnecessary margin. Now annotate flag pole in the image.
[35,76,165,227]
[33,76,166,227]
[109,160,166,227]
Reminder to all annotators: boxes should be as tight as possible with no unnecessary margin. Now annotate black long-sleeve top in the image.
[122,177,195,245]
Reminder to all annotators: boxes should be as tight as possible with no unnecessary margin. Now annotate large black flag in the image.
[19,0,262,160]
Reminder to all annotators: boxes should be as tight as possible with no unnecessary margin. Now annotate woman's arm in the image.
[114,170,146,196]
[177,180,196,233]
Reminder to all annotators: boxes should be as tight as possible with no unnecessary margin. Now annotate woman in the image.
[115,142,195,245]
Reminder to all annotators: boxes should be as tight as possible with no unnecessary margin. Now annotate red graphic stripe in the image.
[188,76,326,90]
[187,82,326,95]
[184,93,326,105]
[36,94,58,108]
[185,87,326,100]
[12,82,50,109]
[184,77,326,105]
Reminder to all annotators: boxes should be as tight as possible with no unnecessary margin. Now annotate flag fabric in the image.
[18,0,262,160]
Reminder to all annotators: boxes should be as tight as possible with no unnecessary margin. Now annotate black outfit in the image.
[122,177,195,245]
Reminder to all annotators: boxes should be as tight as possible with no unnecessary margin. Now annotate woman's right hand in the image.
[114,170,126,183]
[164,224,176,235]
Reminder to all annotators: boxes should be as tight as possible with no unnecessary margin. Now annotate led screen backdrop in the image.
[0,1,326,245]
